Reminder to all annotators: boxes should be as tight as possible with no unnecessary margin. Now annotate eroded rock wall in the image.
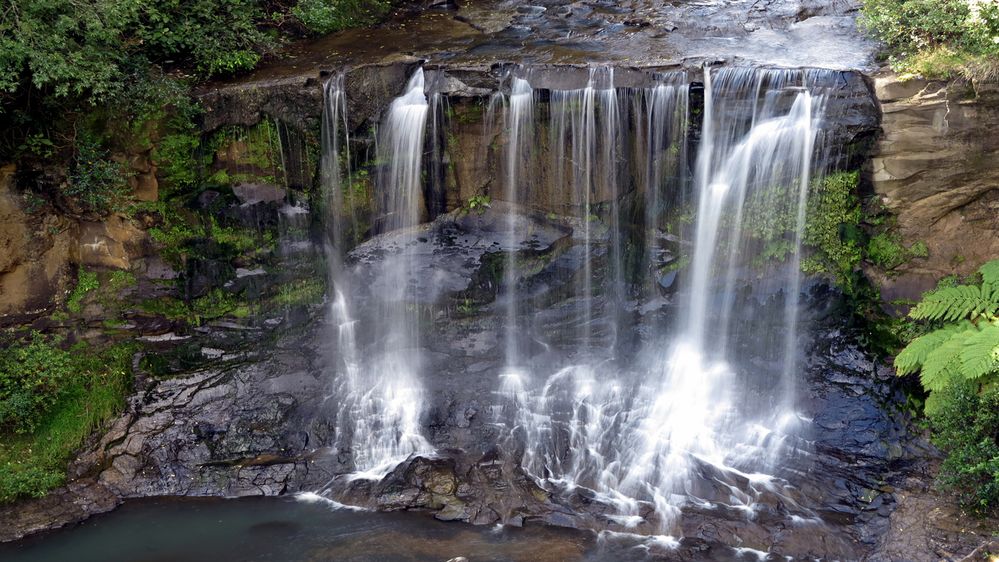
[869,74,999,301]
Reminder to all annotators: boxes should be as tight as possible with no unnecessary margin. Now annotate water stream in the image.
[317,64,844,537]
[322,69,433,480]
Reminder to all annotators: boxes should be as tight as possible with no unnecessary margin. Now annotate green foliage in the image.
[895,259,999,516]
[867,233,929,270]
[861,0,999,80]
[467,194,491,214]
[909,283,999,323]
[18,133,56,158]
[106,269,137,293]
[0,333,74,434]
[867,233,906,269]
[274,278,326,306]
[138,296,190,321]
[802,171,864,291]
[210,218,275,254]
[142,200,203,267]
[292,0,393,35]
[909,240,929,258]
[1,0,269,105]
[0,342,134,503]
[190,289,252,322]
[141,289,253,325]
[65,132,131,215]
[897,260,999,377]
[926,384,999,517]
[66,268,100,314]
[155,132,203,191]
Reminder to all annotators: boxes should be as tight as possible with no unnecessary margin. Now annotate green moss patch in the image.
[0,340,134,503]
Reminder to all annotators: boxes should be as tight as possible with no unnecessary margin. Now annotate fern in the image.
[895,322,972,375]
[896,259,999,392]
[979,260,999,286]
[909,283,999,322]
[960,324,999,382]
[920,327,973,392]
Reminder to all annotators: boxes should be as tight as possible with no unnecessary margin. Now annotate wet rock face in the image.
[0,479,119,543]
[15,203,915,558]
[348,202,569,304]
[869,74,999,303]
[0,165,77,323]
[80,335,329,500]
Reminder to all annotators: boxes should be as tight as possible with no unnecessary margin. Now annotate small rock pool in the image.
[0,496,620,562]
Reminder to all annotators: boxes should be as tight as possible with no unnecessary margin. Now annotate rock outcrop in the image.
[0,165,77,322]
[869,74,999,302]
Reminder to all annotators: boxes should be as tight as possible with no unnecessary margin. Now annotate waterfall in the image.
[637,76,690,295]
[502,76,534,371]
[321,69,432,482]
[545,68,623,353]
[496,66,832,534]
[318,64,839,533]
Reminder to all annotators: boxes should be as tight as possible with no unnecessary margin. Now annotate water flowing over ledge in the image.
[306,63,887,556]
[3,58,926,561]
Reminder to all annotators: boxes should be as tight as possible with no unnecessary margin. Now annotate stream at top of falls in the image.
[313,62,845,541]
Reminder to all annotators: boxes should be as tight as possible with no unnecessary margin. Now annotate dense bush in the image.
[928,384,999,516]
[0,333,74,434]
[0,0,268,107]
[65,133,131,215]
[862,0,999,80]
[292,0,393,35]
[895,259,999,515]
[0,342,133,503]
[0,0,396,162]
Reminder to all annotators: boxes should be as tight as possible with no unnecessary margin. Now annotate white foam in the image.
[294,492,366,511]
[607,515,644,528]
[733,546,769,561]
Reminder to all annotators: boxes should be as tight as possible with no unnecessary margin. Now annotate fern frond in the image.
[978,259,999,286]
[920,327,974,392]
[895,322,971,375]
[959,323,999,381]
[909,284,999,322]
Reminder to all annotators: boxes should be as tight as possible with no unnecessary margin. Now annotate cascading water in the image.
[493,66,834,535]
[317,63,847,541]
[502,76,534,372]
[321,69,432,482]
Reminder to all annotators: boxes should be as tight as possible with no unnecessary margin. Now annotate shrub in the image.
[894,259,999,515]
[0,333,74,434]
[861,0,999,80]
[65,133,131,215]
[927,384,999,516]
[292,0,394,35]
[66,267,100,314]
[0,342,134,503]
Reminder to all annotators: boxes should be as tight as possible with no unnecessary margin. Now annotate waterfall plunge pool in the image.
[0,495,789,561]
[1,496,597,562]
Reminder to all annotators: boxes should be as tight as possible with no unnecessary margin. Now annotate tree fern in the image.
[979,260,999,286]
[920,326,975,392]
[894,259,999,517]
[960,324,999,382]
[909,283,999,322]
[895,322,972,375]
[897,259,999,402]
